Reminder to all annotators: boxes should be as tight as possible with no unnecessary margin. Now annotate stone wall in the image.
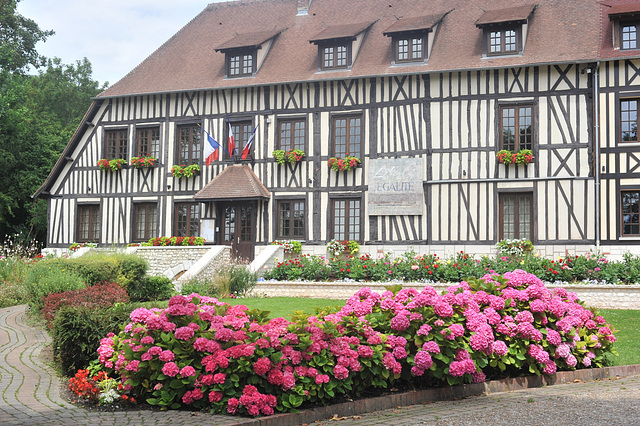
[254,281,640,310]
[127,246,212,278]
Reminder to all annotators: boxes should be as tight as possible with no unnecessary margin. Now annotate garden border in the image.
[254,281,640,310]
[228,364,640,426]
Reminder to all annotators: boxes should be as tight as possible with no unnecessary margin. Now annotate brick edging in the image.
[228,364,640,426]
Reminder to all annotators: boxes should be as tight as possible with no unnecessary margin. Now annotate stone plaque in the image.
[368,158,423,215]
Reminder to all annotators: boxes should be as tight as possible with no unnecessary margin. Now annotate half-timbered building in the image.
[34,0,640,259]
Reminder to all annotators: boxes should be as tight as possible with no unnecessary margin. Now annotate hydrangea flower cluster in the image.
[97,270,616,416]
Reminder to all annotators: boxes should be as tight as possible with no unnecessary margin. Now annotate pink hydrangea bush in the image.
[97,270,616,416]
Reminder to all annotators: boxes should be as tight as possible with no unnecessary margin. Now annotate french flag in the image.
[228,121,235,157]
[203,128,220,166]
[241,124,260,160]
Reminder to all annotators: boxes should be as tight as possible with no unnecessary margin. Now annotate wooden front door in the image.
[220,202,255,261]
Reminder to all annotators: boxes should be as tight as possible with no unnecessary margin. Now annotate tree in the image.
[0,0,53,74]
[0,1,105,243]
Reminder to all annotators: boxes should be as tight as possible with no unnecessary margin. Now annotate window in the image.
[500,105,533,151]
[176,124,201,165]
[174,203,200,237]
[277,119,306,151]
[499,193,532,240]
[133,203,157,242]
[621,23,640,50]
[331,199,361,241]
[227,50,256,77]
[105,129,128,159]
[332,115,362,158]
[277,200,305,239]
[621,99,639,142]
[394,35,426,63]
[320,42,351,70]
[136,127,160,158]
[487,28,519,55]
[228,120,254,158]
[77,205,100,242]
[622,191,640,236]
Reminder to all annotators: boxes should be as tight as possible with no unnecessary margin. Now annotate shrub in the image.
[97,270,616,416]
[180,278,217,297]
[42,282,129,328]
[52,302,165,376]
[263,254,331,281]
[128,276,175,302]
[144,236,205,246]
[43,252,148,288]
[24,261,86,312]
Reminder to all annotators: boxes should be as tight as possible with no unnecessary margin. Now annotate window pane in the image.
[293,201,305,237]
[502,196,515,239]
[504,30,516,51]
[175,203,200,237]
[501,107,516,151]
[623,191,640,236]
[242,54,253,75]
[411,37,423,59]
[224,206,235,242]
[621,100,638,142]
[623,25,637,50]
[279,122,292,151]
[333,200,346,241]
[332,199,360,241]
[277,120,306,151]
[323,46,334,68]
[398,39,408,60]
[490,31,501,53]
[336,45,347,66]
[105,130,127,159]
[279,202,291,237]
[334,118,347,157]
[230,55,240,75]
[137,127,160,158]
[78,205,99,242]
[518,107,533,150]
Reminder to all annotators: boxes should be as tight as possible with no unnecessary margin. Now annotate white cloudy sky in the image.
[17,0,220,86]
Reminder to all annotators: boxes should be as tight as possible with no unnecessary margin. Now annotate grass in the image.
[599,309,640,366]
[218,296,345,320]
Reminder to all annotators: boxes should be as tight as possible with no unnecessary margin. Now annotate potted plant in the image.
[271,239,302,254]
[497,149,534,165]
[273,149,306,165]
[327,154,361,171]
[97,159,127,171]
[171,164,201,178]
[326,239,360,257]
[130,155,158,168]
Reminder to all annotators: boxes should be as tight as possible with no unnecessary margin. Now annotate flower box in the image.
[130,156,158,168]
[273,149,305,165]
[496,149,534,165]
[327,155,361,171]
[97,158,127,171]
[171,164,200,178]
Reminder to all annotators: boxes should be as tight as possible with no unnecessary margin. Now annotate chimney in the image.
[297,0,312,16]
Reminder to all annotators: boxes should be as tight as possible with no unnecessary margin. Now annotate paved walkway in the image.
[1,304,639,425]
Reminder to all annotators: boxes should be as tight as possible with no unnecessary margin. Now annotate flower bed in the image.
[97,159,127,171]
[273,149,305,165]
[90,270,616,416]
[171,164,200,178]
[263,250,640,285]
[144,236,205,246]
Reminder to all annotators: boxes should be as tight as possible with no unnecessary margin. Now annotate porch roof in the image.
[193,165,271,201]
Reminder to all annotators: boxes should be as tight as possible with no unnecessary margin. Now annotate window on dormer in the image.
[621,22,640,50]
[609,5,640,50]
[228,50,256,77]
[475,5,535,57]
[215,29,282,78]
[383,14,446,65]
[321,43,350,69]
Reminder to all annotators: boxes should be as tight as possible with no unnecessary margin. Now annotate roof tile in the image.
[193,165,271,201]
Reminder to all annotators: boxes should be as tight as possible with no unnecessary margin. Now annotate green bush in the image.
[128,276,175,302]
[44,252,148,287]
[52,302,164,376]
[180,278,217,297]
[24,261,86,311]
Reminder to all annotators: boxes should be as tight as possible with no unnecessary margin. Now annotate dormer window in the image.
[475,5,536,57]
[609,4,640,50]
[383,13,447,65]
[321,43,351,69]
[228,50,256,77]
[310,22,374,71]
[216,30,282,78]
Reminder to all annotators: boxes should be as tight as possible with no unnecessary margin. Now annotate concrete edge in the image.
[177,246,227,283]
[226,364,640,426]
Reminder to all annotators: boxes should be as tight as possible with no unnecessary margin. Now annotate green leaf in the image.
[146,398,159,405]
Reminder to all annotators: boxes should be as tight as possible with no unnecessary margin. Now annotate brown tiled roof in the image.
[607,2,640,17]
[475,5,536,27]
[309,22,374,43]
[97,0,611,98]
[382,13,447,35]
[215,29,283,51]
[193,165,271,200]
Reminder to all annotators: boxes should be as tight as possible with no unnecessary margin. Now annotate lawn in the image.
[221,298,639,367]
[218,297,345,320]
[599,309,640,366]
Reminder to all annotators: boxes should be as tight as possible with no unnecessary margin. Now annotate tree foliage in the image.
[0,1,106,242]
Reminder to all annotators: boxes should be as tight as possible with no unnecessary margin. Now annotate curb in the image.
[227,364,640,426]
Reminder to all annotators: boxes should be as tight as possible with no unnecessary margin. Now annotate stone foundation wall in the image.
[254,281,640,310]
[128,246,212,278]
